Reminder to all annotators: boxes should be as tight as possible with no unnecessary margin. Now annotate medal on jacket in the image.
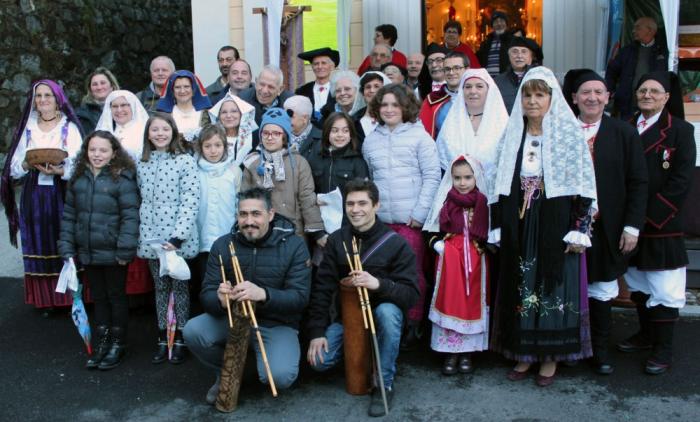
[662,148,671,170]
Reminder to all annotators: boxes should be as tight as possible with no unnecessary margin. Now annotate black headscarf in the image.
[562,68,608,115]
[635,71,684,119]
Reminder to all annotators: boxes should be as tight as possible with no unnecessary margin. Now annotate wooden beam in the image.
[252,5,312,15]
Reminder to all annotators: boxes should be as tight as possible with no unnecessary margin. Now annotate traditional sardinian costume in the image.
[488,67,597,362]
[1,80,83,308]
[429,155,490,353]
[623,71,696,372]
[156,70,212,142]
[95,89,153,296]
[207,93,258,167]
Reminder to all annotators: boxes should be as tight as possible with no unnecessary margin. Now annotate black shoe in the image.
[591,359,614,375]
[152,330,168,364]
[400,322,422,351]
[458,353,474,374]
[86,326,110,369]
[368,386,393,417]
[169,330,187,364]
[99,327,126,370]
[442,354,458,376]
[645,359,670,375]
[617,332,652,353]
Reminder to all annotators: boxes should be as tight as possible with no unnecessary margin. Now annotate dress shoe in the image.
[169,331,188,364]
[536,373,555,387]
[368,386,393,417]
[86,326,110,369]
[617,333,652,353]
[99,327,127,370]
[458,354,474,374]
[645,359,670,375]
[206,375,221,405]
[507,368,529,381]
[442,354,458,376]
[152,331,168,364]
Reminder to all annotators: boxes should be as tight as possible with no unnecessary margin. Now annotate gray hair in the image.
[330,70,360,94]
[283,95,313,117]
[150,55,175,72]
[636,16,658,33]
[258,65,284,87]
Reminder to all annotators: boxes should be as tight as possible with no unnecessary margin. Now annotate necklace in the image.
[468,112,483,121]
[39,114,58,122]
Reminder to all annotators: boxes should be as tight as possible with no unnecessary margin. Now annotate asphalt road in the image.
[1,275,699,422]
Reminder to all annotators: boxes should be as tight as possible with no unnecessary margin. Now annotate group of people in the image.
[0,11,695,418]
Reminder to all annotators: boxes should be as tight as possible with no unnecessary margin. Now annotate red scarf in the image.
[439,187,489,241]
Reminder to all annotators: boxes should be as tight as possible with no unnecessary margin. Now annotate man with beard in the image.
[563,69,648,375]
[184,188,311,404]
[476,10,513,76]
[419,51,468,138]
[205,46,240,100]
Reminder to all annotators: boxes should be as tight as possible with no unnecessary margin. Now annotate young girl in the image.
[137,113,200,365]
[241,107,325,244]
[428,155,489,375]
[58,131,139,370]
[194,124,242,290]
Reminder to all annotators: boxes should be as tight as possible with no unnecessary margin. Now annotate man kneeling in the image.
[184,188,311,404]
[306,179,419,417]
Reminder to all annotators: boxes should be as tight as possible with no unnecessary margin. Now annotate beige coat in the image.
[242,150,324,238]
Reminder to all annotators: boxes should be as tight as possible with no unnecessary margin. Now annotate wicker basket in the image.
[25,148,68,166]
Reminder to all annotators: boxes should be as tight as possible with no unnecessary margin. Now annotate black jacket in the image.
[586,115,648,281]
[303,140,369,195]
[306,220,419,339]
[630,110,696,270]
[238,87,294,149]
[296,125,323,158]
[200,214,311,329]
[476,31,513,74]
[136,85,161,113]
[58,168,140,265]
[76,100,103,136]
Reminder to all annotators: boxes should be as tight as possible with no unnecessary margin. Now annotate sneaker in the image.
[368,386,393,417]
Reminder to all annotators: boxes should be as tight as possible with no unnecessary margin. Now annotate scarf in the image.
[258,149,286,189]
[290,123,312,152]
[439,187,489,241]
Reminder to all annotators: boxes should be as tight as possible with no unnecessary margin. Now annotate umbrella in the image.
[71,284,92,354]
[166,291,176,360]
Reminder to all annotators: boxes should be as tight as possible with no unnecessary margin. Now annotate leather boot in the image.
[152,330,168,364]
[646,305,678,375]
[617,292,652,352]
[99,326,127,370]
[86,326,110,369]
[170,329,188,364]
[589,298,614,374]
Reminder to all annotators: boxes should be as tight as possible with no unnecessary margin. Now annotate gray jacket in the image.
[137,151,200,259]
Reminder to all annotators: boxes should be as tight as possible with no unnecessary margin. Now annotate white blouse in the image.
[520,133,543,177]
[172,106,203,135]
[114,121,144,162]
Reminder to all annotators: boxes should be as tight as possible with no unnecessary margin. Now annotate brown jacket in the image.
[242,150,324,238]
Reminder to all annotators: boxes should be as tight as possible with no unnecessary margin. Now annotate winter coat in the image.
[135,84,161,113]
[306,220,419,339]
[197,157,242,252]
[76,100,103,136]
[362,121,441,225]
[201,214,311,329]
[137,151,200,259]
[303,140,369,195]
[476,31,513,74]
[241,149,324,238]
[493,70,520,114]
[58,168,140,265]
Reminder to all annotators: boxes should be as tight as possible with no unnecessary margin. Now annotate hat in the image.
[491,10,508,24]
[156,70,212,113]
[260,107,293,142]
[508,37,544,63]
[425,42,450,57]
[298,47,340,67]
[562,69,607,114]
[635,71,685,119]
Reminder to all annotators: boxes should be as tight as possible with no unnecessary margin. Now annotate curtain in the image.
[337,0,352,70]
[659,0,680,71]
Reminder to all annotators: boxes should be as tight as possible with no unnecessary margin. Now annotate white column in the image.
[192,0,231,85]
[361,0,423,58]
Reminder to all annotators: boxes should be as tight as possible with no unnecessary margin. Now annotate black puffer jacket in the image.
[76,100,103,136]
[303,139,369,194]
[200,214,311,329]
[58,168,140,265]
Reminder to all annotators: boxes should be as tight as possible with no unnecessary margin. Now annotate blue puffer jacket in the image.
[362,121,441,224]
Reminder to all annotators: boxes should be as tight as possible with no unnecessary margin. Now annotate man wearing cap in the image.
[563,68,649,375]
[442,20,480,69]
[295,47,339,118]
[357,24,408,76]
[476,10,513,77]
[605,17,668,120]
[618,71,696,375]
[205,45,241,100]
[493,37,542,113]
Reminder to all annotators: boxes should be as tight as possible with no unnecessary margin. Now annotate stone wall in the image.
[0,0,193,151]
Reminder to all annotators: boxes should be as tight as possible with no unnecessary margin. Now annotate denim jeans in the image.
[310,302,403,389]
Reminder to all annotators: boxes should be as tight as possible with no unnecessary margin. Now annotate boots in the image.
[99,326,127,370]
[617,292,652,352]
[400,320,423,351]
[589,298,614,374]
[645,305,678,375]
[86,325,110,369]
[170,329,187,364]
[152,330,168,364]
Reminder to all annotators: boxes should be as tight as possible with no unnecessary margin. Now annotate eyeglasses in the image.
[445,29,460,35]
[261,130,284,139]
[426,57,445,65]
[636,88,666,96]
[444,65,465,74]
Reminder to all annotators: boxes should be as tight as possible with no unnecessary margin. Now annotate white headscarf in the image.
[95,90,150,160]
[487,66,597,204]
[208,93,258,166]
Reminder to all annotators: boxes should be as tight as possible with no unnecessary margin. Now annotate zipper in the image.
[87,173,95,260]
[327,154,334,192]
[250,247,257,283]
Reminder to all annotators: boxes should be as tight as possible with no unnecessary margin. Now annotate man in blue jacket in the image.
[184,188,311,404]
